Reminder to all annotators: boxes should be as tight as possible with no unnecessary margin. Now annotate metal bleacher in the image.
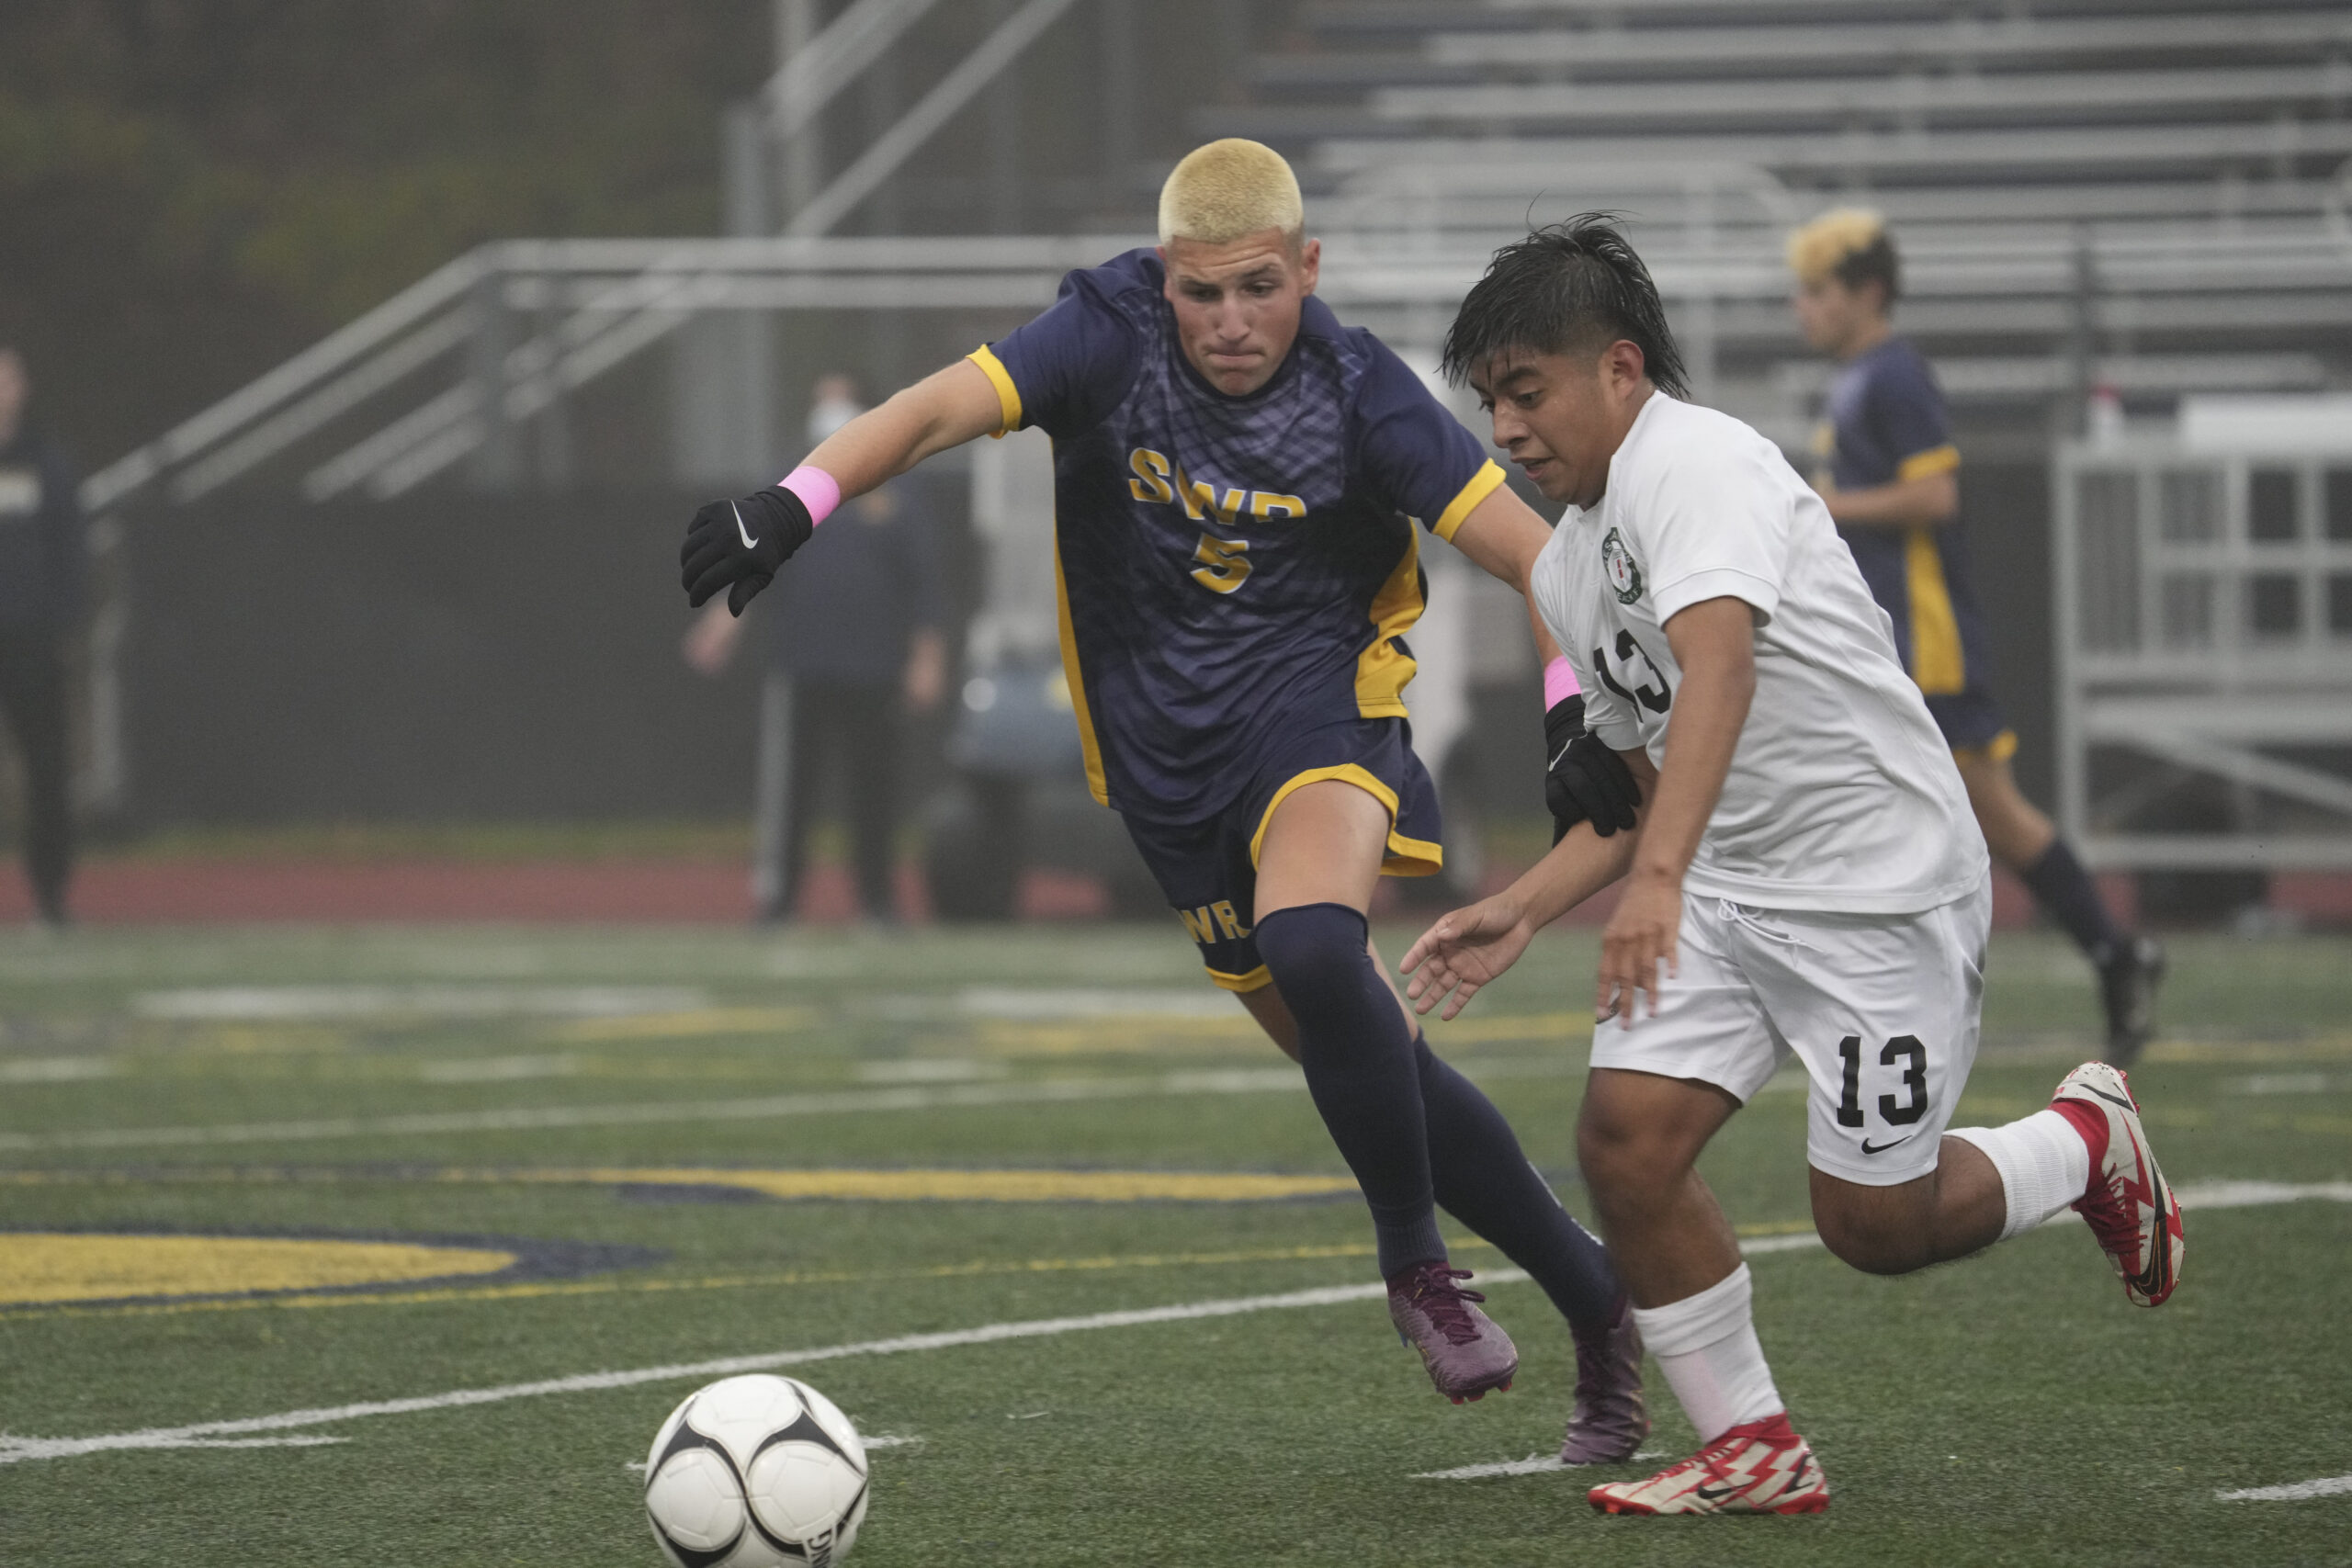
[1212,0,2352,440]
[68,0,2350,849]
[93,0,2350,510]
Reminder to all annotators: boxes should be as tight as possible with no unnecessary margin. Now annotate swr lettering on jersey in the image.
[1127,448,1305,525]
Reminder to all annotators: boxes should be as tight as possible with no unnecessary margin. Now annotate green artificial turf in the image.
[0,920,2346,1565]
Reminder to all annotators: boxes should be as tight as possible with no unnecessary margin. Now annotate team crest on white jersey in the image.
[1600,527,1644,604]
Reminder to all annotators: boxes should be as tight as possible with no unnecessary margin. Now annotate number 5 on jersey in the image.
[1192,534,1251,592]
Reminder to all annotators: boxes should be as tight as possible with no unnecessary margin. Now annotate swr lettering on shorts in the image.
[1177,901,1251,943]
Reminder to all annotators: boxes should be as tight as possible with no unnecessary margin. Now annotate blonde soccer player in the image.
[679,142,1648,1458]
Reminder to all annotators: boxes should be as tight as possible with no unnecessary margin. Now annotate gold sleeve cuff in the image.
[1896,444,1961,482]
[967,344,1023,435]
[1430,459,1508,542]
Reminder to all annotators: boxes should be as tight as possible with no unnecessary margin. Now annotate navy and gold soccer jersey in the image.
[1817,336,2013,755]
[967,247,1506,826]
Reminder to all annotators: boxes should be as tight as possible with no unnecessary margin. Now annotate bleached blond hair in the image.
[1158,139,1305,248]
[1785,208,1890,285]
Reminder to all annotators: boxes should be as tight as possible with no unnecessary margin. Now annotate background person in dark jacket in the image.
[685,377,946,922]
[0,347,84,927]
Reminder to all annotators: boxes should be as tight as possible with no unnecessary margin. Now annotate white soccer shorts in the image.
[1588,877,1992,1186]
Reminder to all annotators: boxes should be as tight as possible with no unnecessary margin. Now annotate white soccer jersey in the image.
[1531,393,1985,914]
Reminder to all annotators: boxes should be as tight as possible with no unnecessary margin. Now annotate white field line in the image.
[1416,1450,1663,1480]
[0,1279,1459,1466]
[3,1183,2340,1470]
[2168,1179,2352,1209]
[140,1436,347,1452]
[418,1054,582,1085]
[0,1057,117,1084]
[2217,1474,2352,1502]
[0,1232,1826,1469]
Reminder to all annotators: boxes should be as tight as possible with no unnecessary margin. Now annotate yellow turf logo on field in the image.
[0,1234,515,1307]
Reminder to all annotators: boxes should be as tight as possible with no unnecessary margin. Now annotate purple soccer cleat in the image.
[1558,1294,1648,1464]
[1386,1263,1519,1404]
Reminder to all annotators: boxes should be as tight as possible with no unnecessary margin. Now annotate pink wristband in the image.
[778,465,842,527]
[1543,655,1581,710]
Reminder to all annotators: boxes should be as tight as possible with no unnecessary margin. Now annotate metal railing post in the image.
[465,261,521,491]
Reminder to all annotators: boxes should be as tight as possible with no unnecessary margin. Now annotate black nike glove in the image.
[680,486,815,615]
[1544,693,1641,843]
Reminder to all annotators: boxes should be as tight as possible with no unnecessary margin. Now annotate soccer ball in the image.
[644,1374,870,1567]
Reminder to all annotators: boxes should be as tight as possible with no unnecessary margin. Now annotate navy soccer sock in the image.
[1414,1036,1623,1336]
[1254,902,1445,1277]
[2020,838,2127,964]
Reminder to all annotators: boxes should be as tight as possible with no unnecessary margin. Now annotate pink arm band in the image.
[1543,655,1581,710]
[778,466,842,527]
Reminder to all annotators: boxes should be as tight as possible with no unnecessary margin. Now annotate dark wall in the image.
[1956,459,2056,807]
[124,490,763,823]
[119,466,2060,829]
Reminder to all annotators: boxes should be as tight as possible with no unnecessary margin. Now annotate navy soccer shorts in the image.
[1119,717,1442,992]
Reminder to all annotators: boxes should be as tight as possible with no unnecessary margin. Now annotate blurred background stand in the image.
[27,0,2352,927]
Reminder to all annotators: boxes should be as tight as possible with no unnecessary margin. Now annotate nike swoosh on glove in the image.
[680,486,816,615]
[1544,694,1642,842]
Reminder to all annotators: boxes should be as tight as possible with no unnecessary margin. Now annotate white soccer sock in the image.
[1948,1110,2090,1242]
[1629,1263,1783,1445]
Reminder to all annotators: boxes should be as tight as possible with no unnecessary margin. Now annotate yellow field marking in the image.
[1426,1011,1593,1046]
[14,1241,1398,1322]
[974,1010,1592,1056]
[0,1235,515,1307]
[177,1024,353,1056]
[478,1168,1360,1201]
[545,1008,820,1043]
[6,1219,1822,1324]
[975,1017,1262,1055]
[2145,1035,2352,1066]
[0,1165,1361,1201]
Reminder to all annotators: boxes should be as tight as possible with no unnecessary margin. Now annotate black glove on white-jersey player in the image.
[680,486,815,615]
[1544,693,1642,843]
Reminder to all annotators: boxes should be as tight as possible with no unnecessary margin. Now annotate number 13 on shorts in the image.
[1587,885,1991,1189]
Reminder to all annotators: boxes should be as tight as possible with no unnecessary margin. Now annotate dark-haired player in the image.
[679,141,1646,1461]
[1402,215,2186,1515]
[1787,209,2164,1064]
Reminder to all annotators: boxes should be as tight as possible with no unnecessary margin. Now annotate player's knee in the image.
[1576,1113,1687,1212]
[1252,903,1372,1009]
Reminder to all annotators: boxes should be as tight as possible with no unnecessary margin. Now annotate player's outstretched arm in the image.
[679,359,1003,615]
[1444,482,1551,598]
[1399,798,1645,1021]
[804,359,1008,497]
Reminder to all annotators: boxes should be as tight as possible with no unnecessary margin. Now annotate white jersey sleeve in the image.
[1634,442,1792,627]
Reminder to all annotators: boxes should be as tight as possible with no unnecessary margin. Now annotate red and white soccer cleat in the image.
[1587,1412,1828,1516]
[2052,1061,2186,1307]
[1386,1263,1518,1404]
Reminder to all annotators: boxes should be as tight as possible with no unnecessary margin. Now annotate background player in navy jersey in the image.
[1788,209,2165,1064]
[680,139,1646,1460]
